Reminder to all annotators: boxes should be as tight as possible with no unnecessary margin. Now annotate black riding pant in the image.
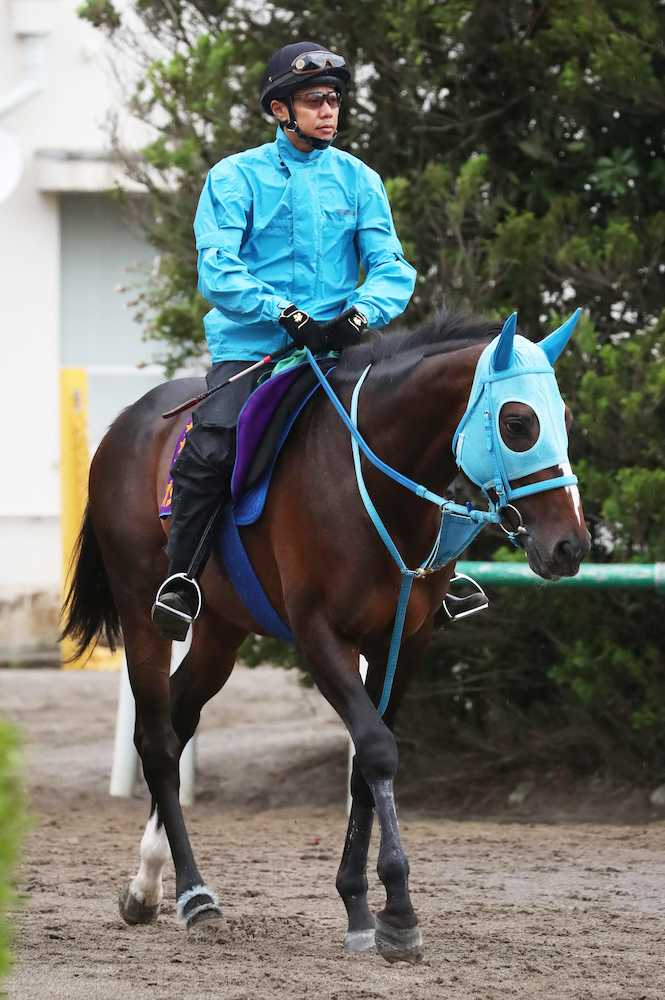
[171,362,264,491]
[166,361,266,573]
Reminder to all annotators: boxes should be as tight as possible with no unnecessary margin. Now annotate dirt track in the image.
[2,666,665,1000]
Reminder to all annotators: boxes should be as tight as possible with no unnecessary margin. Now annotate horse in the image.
[61,308,590,964]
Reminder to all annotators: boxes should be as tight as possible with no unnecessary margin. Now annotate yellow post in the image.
[60,368,123,670]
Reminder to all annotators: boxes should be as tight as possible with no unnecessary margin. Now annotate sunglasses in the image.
[290,51,346,75]
[295,90,342,110]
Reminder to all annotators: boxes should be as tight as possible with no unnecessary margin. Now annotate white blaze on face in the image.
[560,461,584,529]
[129,812,172,907]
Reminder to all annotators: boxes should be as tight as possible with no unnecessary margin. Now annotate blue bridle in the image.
[305,307,582,716]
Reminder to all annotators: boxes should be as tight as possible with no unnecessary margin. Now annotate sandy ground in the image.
[2,666,665,1000]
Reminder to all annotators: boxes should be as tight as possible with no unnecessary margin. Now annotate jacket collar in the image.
[274,126,328,166]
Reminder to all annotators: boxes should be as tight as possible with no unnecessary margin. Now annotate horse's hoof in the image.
[177,884,223,935]
[375,915,424,964]
[187,907,225,943]
[118,883,160,926]
[344,927,376,954]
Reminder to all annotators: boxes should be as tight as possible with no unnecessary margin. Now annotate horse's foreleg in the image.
[295,613,422,964]
[335,755,375,953]
[370,776,423,964]
[365,625,433,964]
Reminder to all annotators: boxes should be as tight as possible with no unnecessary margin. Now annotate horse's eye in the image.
[499,402,539,452]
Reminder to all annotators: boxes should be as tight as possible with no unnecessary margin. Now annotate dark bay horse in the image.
[61,310,589,964]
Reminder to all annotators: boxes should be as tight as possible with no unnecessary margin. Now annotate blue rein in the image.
[305,350,503,717]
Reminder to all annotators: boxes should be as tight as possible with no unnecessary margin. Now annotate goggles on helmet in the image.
[266,51,347,95]
[290,51,346,75]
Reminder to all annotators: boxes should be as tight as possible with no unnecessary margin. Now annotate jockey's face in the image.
[271,84,340,152]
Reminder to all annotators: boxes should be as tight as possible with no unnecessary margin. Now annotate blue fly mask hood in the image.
[452,309,581,507]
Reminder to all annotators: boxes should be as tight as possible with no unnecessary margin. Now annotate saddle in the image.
[160,359,336,521]
[232,357,336,523]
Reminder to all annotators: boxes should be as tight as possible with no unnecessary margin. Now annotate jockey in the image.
[151,40,417,641]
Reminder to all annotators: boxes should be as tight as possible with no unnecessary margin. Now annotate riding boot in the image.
[151,362,257,642]
[151,474,230,641]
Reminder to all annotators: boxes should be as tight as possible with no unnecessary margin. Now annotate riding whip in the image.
[161,345,296,419]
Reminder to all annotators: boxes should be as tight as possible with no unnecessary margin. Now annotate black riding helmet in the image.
[260,41,351,150]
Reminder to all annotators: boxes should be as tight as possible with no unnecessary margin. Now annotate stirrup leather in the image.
[442,573,489,621]
[153,573,203,623]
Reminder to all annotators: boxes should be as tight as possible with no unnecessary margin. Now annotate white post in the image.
[346,655,369,815]
[109,632,196,805]
[109,656,138,797]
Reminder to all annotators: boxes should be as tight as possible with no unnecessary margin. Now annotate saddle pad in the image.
[159,420,192,518]
[232,358,336,502]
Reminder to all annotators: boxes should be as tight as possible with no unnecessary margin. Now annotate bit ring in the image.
[499,504,528,537]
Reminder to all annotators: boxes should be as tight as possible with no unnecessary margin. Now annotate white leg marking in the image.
[561,462,585,528]
[129,812,171,907]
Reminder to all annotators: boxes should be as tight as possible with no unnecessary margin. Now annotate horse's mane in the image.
[333,308,500,383]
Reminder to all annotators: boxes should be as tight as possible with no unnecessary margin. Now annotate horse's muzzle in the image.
[525,528,591,580]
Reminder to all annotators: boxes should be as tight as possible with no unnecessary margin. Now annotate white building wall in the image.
[0,0,164,655]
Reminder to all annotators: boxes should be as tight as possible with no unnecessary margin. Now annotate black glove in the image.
[279,304,368,354]
[321,307,368,350]
[278,304,327,353]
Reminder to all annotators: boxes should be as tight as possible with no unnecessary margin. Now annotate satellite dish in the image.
[0,130,24,203]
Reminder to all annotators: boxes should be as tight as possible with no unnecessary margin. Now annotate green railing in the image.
[456,561,665,592]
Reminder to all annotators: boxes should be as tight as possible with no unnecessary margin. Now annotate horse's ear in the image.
[539,307,582,365]
[492,312,517,371]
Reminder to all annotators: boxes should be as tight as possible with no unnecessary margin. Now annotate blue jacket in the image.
[194,128,417,362]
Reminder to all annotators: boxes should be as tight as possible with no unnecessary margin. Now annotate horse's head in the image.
[453,310,590,579]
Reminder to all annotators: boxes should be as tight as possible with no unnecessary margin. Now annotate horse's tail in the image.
[60,503,121,662]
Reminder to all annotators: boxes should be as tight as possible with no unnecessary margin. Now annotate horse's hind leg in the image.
[119,804,171,925]
[118,612,240,933]
[168,616,246,760]
[116,614,176,927]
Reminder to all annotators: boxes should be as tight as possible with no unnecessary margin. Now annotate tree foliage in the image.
[82,0,665,776]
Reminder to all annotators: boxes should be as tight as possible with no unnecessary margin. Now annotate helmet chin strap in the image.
[283,97,336,150]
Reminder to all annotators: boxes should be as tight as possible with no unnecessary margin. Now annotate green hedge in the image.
[0,723,24,986]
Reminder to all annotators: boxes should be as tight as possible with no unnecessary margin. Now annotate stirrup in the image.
[151,573,202,640]
[442,573,489,621]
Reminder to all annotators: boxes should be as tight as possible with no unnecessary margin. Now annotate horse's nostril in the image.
[555,536,584,567]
